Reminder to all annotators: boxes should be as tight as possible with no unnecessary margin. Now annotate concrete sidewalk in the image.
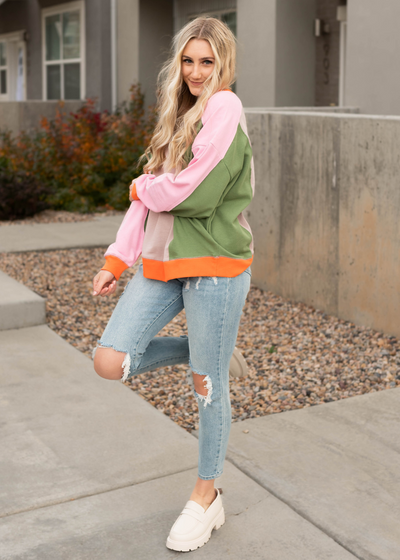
[0,216,399,559]
[0,326,356,560]
[0,215,123,253]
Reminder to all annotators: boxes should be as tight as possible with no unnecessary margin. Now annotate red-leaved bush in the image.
[0,85,155,213]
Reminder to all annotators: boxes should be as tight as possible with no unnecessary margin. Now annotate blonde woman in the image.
[92,16,254,552]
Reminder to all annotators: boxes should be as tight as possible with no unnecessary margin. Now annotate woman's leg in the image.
[182,269,251,506]
[93,265,190,380]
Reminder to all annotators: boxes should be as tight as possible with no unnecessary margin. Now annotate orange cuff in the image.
[101,255,129,281]
[130,182,140,201]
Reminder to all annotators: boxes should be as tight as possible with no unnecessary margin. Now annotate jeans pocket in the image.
[243,267,252,277]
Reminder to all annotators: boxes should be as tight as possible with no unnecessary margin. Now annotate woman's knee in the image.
[93,347,127,380]
[192,372,209,396]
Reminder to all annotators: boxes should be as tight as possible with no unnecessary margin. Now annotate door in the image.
[0,33,27,101]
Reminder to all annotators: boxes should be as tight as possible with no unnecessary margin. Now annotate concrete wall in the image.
[346,0,400,115]
[0,100,83,136]
[245,107,359,113]
[245,110,400,337]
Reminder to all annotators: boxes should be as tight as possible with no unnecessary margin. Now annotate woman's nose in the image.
[191,64,202,78]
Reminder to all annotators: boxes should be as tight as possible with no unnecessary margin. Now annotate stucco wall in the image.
[139,0,173,108]
[345,0,400,115]
[0,0,42,100]
[86,0,112,111]
[237,0,315,108]
[245,110,400,337]
[0,0,112,108]
[117,0,139,106]
[236,0,276,107]
[174,0,236,33]
[275,0,316,106]
[315,0,341,107]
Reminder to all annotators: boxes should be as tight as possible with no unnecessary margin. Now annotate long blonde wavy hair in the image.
[142,17,236,175]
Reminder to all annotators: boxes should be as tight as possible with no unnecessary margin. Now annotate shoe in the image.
[229,347,248,378]
[166,488,225,552]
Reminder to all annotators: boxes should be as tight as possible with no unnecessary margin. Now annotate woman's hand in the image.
[129,172,150,201]
[129,179,136,202]
[92,270,117,297]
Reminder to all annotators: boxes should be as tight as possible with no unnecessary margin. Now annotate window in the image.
[219,11,236,37]
[42,1,85,100]
[0,42,7,97]
[188,10,237,36]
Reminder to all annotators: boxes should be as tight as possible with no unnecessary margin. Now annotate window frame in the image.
[42,0,85,101]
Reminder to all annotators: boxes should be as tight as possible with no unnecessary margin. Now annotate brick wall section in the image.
[315,0,344,107]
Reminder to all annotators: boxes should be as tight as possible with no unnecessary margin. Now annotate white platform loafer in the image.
[166,488,225,552]
[229,346,248,378]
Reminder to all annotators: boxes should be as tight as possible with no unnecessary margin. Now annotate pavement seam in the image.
[2,243,112,254]
[225,454,362,560]
[0,466,197,521]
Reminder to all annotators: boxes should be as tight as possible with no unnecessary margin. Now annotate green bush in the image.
[0,85,155,213]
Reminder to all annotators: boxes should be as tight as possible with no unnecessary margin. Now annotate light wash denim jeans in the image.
[96,263,251,480]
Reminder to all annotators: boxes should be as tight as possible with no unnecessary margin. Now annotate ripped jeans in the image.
[95,263,251,480]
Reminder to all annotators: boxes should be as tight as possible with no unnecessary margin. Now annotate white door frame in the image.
[0,30,26,101]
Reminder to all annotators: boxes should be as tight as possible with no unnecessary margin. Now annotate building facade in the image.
[0,0,399,115]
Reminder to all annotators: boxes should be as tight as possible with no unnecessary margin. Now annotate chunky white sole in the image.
[229,346,248,378]
[166,508,225,552]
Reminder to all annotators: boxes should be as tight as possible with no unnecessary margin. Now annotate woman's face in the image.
[181,39,215,96]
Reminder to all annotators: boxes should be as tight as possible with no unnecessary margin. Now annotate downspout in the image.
[111,0,117,112]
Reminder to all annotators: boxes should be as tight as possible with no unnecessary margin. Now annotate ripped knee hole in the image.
[192,373,213,407]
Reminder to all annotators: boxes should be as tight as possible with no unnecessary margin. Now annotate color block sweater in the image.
[102,90,254,282]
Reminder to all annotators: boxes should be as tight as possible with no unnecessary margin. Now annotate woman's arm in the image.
[99,199,149,281]
[130,91,243,217]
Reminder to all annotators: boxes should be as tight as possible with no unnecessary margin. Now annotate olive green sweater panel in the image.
[168,124,253,261]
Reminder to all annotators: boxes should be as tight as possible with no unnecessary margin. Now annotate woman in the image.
[92,16,254,552]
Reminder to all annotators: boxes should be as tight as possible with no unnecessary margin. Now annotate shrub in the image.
[0,84,155,213]
[0,157,50,220]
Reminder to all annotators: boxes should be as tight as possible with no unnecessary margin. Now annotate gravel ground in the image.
[1,247,400,433]
[0,209,125,227]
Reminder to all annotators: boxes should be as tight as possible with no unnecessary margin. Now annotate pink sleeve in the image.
[131,91,242,213]
[102,200,148,280]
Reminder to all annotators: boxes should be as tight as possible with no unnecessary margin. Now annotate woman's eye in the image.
[183,58,192,64]
[203,60,213,65]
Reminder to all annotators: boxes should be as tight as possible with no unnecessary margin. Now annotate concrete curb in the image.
[0,270,46,330]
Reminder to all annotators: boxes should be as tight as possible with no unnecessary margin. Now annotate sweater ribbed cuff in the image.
[130,182,140,201]
[101,255,129,281]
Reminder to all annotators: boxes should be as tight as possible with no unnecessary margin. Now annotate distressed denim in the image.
[95,263,251,480]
